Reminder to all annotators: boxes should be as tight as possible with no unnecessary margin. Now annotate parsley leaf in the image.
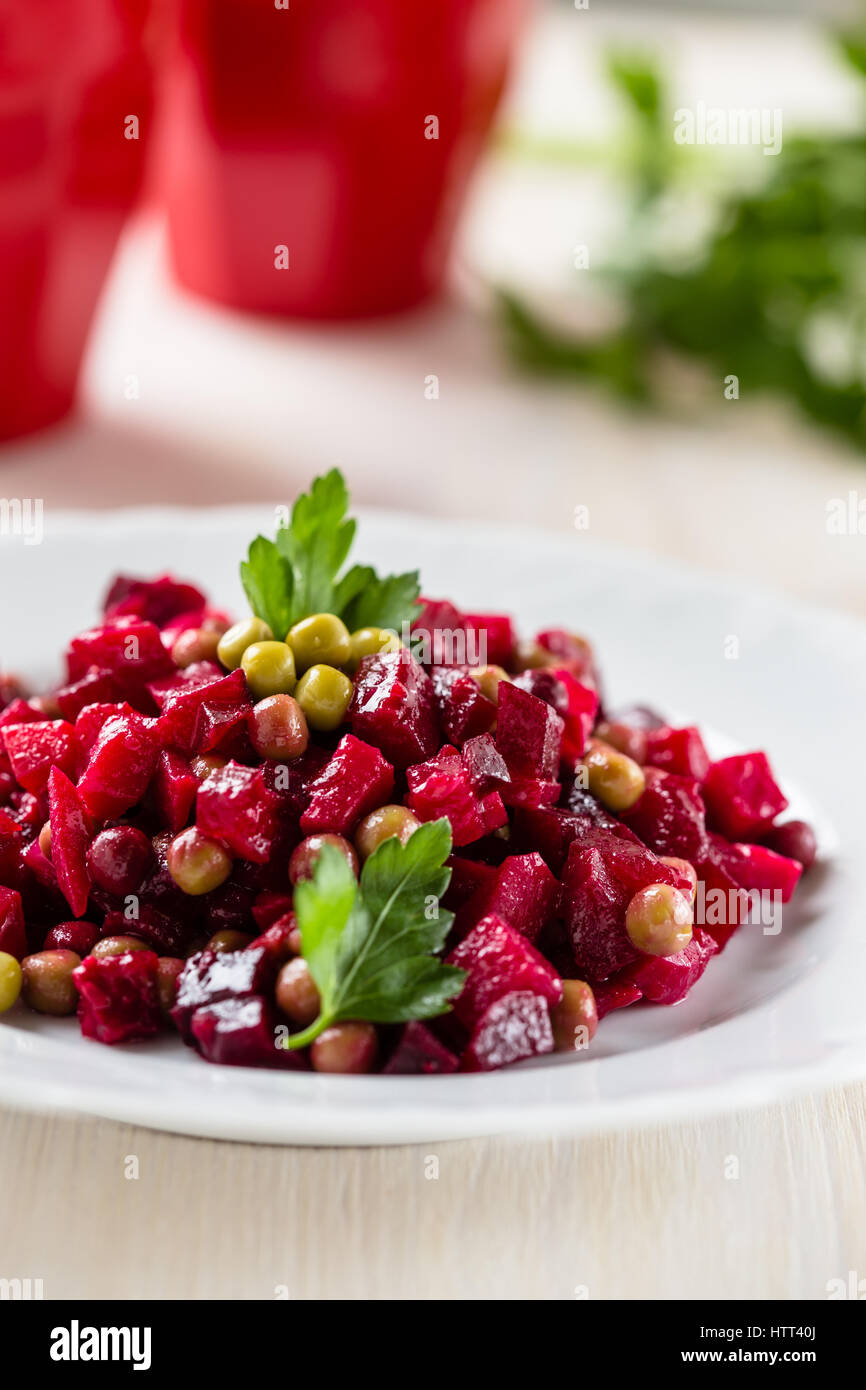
[284,819,465,1049]
[276,469,356,625]
[341,570,424,632]
[241,469,421,637]
[240,536,294,640]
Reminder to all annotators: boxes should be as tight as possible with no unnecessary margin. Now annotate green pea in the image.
[286,613,351,673]
[625,884,693,957]
[166,828,233,896]
[217,617,273,671]
[584,738,646,812]
[295,664,354,732]
[241,640,297,698]
[346,626,402,673]
[0,952,22,1013]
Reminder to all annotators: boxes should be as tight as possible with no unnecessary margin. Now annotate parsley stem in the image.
[284,1013,333,1051]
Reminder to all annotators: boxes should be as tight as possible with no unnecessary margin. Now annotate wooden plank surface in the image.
[2,1085,864,1300]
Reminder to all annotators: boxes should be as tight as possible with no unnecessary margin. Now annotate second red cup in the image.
[157,0,527,318]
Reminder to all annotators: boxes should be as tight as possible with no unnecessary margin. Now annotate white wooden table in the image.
[1,4,864,1300]
[2,1089,865,1299]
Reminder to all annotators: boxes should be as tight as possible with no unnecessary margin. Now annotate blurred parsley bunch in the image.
[499,24,866,452]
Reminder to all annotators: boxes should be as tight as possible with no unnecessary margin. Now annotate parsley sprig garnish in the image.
[499,29,866,452]
[241,469,421,637]
[284,819,465,1050]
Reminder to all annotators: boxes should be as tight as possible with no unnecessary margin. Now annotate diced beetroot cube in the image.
[74,949,163,1044]
[0,885,26,959]
[261,744,331,818]
[0,841,24,898]
[462,990,554,1072]
[593,978,642,1020]
[103,573,208,628]
[429,666,496,745]
[22,836,59,892]
[73,701,135,754]
[192,697,253,755]
[461,612,515,668]
[447,913,562,1028]
[460,733,510,795]
[621,927,718,1005]
[533,628,583,662]
[513,806,581,873]
[619,768,709,862]
[47,767,92,918]
[693,833,752,950]
[693,833,800,948]
[407,746,506,847]
[55,672,120,721]
[77,712,158,821]
[560,845,638,981]
[349,650,440,769]
[251,890,294,931]
[495,682,563,782]
[147,661,224,707]
[442,856,498,910]
[511,804,629,874]
[300,735,395,835]
[1,720,80,795]
[11,786,47,831]
[189,995,307,1068]
[412,596,463,631]
[513,668,598,761]
[702,752,788,842]
[556,672,599,759]
[723,841,803,903]
[248,912,297,965]
[499,775,560,810]
[455,853,559,943]
[578,827,691,898]
[410,597,465,666]
[201,881,256,937]
[171,944,279,1041]
[150,749,199,832]
[478,791,508,835]
[156,668,248,754]
[100,904,192,957]
[383,1021,460,1074]
[43,920,100,955]
[535,627,598,681]
[644,725,711,781]
[0,698,44,730]
[559,828,691,981]
[65,617,174,692]
[197,760,281,862]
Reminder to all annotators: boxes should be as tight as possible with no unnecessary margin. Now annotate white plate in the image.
[0,507,863,1145]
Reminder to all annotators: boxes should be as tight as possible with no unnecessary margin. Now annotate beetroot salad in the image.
[0,473,816,1075]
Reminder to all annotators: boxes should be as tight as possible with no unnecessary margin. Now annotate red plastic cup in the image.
[158,0,528,318]
[0,1,152,442]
